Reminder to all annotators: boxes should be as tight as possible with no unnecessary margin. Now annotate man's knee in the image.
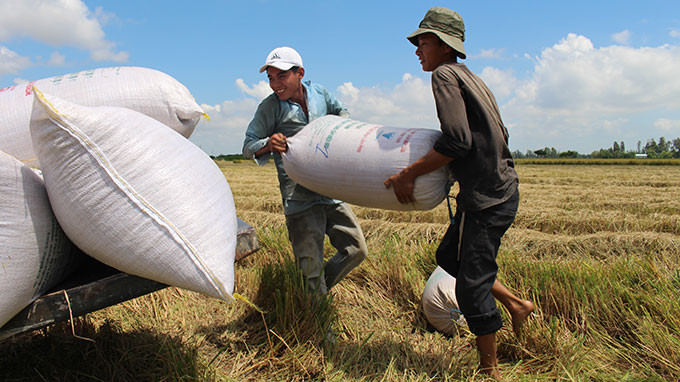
[350,239,368,265]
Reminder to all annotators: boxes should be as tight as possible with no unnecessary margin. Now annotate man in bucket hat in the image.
[243,47,368,299]
[384,7,534,378]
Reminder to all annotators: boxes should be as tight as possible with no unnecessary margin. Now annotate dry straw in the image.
[2,160,679,381]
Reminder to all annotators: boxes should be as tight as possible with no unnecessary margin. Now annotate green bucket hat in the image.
[407,7,466,59]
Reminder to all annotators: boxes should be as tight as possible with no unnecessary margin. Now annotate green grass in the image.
[1,161,679,381]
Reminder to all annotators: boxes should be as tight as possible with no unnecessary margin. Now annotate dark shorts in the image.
[435,189,519,336]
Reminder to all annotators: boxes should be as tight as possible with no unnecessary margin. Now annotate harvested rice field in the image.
[2,161,679,381]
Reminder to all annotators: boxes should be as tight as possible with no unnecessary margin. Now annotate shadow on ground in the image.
[0,318,205,382]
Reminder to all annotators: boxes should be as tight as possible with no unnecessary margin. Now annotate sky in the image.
[1,0,680,156]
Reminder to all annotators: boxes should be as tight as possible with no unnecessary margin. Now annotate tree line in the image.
[211,137,680,160]
[512,136,680,159]
[210,154,245,161]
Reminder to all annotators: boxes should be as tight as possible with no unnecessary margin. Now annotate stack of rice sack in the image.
[282,115,450,211]
[0,67,205,168]
[0,151,81,328]
[0,67,236,329]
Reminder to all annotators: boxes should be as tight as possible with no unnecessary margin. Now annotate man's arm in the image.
[384,149,452,204]
[243,98,281,164]
[322,85,350,118]
[384,68,470,204]
[254,133,288,156]
[431,69,472,158]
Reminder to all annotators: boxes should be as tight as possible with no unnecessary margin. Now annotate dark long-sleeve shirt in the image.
[431,62,518,211]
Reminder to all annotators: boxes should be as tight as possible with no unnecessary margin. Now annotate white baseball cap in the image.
[259,47,304,73]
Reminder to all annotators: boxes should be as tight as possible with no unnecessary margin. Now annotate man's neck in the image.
[290,84,308,117]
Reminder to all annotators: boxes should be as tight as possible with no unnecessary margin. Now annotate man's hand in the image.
[268,133,288,153]
[384,149,453,205]
[384,170,416,204]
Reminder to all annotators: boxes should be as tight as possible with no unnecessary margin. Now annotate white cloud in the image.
[190,32,680,156]
[337,82,359,104]
[497,33,680,151]
[48,51,66,66]
[189,98,261,155]
[612,30,632,45]
[476,48,504,59]
[13,78,29,85]
[479,66,520,100]
[189,73,440,155]
[336,73,438,128]
[0,0,128,62]
[90,44,128,62]
[93,6,119,26]
[0,45,31,75]
[235,78,272,100]
[654,118,680,131]
[505,33,680,116]
[670,29,680,39]
[200,98,260,129]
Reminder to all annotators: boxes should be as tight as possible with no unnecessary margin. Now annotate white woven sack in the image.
[282,115,449,211]
[422,266,465,335]
[0,150,79,328]
[29,89,236,301]
[1,66,205,168]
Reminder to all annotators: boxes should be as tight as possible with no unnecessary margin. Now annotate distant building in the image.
[635,153,648,158]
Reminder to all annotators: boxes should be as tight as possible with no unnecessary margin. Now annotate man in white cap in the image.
[243,47,367,297]
[384,7,534,378]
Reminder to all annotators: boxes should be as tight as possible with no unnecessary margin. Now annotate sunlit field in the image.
[2,161,679,381]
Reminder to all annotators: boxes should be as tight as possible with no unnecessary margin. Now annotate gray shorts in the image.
[285,202,367,294]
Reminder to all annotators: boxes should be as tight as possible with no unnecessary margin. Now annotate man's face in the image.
[267,66,304,101]
[416,33,452,72]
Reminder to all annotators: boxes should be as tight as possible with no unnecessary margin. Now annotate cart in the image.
[0,218,259,341]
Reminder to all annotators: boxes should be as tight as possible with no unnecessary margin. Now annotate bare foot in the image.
[510,299,534,336]
[478,365,501,380]
[476,334,500,380]
[490,280,535,338]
